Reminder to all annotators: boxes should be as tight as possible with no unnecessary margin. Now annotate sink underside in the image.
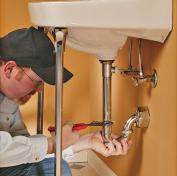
[67,28,127,60]
[28,0,172,59]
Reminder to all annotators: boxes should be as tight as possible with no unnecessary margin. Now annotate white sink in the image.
[28,0,172,60]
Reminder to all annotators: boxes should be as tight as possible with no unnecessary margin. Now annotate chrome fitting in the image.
[120,106,150,140]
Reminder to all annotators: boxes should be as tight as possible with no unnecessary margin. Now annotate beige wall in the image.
[0,0,31,35]
[135,2,177,175]
[0,0,176,176]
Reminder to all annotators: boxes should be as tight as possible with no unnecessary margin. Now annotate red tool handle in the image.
[48,123,89,133]
[48,126,55,132]
[72,123,88,131]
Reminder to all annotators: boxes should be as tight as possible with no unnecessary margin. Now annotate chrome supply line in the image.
[131,39,158,88]
[128,38,133,70]
[112,38,139,76]
[138,39,144,78]
[112,39,158,88]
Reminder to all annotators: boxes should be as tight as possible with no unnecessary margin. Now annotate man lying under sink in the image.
[0,27,132,176]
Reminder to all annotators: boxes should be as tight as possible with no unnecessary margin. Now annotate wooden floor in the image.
[66,150,117,176]
[70,162,100,176]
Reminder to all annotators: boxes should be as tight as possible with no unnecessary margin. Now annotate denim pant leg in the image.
[0,158,72,176]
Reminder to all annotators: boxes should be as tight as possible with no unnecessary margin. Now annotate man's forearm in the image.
[0,131,48,167]
[72,134,92,153]
[49,124,80,152]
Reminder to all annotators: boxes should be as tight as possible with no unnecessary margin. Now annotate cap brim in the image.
[32,66,73,85]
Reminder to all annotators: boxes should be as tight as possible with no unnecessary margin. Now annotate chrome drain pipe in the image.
[101,60,114,143]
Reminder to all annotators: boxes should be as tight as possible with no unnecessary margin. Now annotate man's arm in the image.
[48,125,131,158]
[0,131,48,167]
[47,124,80,154]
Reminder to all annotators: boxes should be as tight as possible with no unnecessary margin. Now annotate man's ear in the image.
[3,61,17,79]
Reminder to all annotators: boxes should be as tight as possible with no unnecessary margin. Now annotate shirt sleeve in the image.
[45,146,74,159]
[0,131,48,167]
[62,146,74,159]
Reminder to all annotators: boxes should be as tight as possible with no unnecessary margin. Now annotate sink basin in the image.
[28,0,172,60]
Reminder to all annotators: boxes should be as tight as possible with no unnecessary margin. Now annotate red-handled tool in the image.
[48,126,55,132]
[48,121,113,132]
[72,123,89,131]
[72,121,113,131]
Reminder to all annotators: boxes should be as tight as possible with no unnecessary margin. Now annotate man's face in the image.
[15,67,44,104]
[0,61,44,104]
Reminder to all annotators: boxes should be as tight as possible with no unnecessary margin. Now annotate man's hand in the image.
[47,123,80,154]
[72,132,132,157]
[62,123,80,149]
[89,132,132,157]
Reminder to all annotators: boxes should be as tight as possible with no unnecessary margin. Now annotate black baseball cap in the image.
[0,27,73,85]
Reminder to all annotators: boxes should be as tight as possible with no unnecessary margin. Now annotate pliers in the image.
[72,121,113,131]
[48,121,113,132]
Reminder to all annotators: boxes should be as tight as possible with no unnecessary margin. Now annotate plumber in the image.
[0,27,131,176]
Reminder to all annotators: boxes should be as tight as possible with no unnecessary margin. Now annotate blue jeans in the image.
[0,158,72,176]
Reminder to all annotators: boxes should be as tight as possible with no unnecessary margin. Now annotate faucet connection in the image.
[112,39,158,88]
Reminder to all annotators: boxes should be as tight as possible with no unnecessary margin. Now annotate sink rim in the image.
[28,0,172,43]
